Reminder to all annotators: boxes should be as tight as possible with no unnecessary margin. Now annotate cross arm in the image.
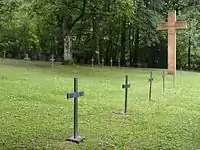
[122,84,130,89]
[157,21,187,30]
[157,23,169,30]
[67,91,84,99]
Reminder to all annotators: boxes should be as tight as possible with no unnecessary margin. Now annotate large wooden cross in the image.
[157,10,187,75]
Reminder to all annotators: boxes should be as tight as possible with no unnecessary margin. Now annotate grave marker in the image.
[91,57,94,67]
[110,58,113,67]
[50,55,55,68]
[24,54,30,69]
[118,59,120,68]
[101,58,104,68]
[148,71,153,101]
[157,10,187,75]
[162,70,166,92]
[1,50,6,61]
[122,75,130,114]
[173,74,175,89]
[66,78,85,143]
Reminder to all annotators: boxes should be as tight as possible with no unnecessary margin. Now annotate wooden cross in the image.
[157,10,187,75]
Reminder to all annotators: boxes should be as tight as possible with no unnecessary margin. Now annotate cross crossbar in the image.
[157,22,187,30]
[67,91,84,99]
[122,84,130,89]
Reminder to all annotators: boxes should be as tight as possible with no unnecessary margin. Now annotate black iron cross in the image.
[50,55,55,68]
[1,50,6,61]
[162,70,165,92]
[173,74,175,89]
[91,57,94,67]
[24,54,30,69]
[118,59,120,68]
[101,58,104,68]
[66,78,85,143]
[149,71,153,101]
[24,54,30,61]
[122,75,130,114]
[110,58,113,67]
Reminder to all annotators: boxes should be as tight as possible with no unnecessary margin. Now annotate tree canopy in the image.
[0,0,200,69]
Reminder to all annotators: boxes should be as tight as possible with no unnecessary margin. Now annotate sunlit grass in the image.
[0,59,200,150]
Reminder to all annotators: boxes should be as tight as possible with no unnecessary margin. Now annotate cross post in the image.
[66,78,85,143]
[1,50,6,61]
[162,70,165,92]
[50,55,55,68]
[148,71,153,101]
[157,10,187,75]
[3,49,6,59]
[24,54,30,61]
[24,54,30,69]
[110,58,113,67]
[173,74,175,89]
[118,59,120,68]
[91,57,94,67]
[101,58,104,68]
[122,75,130,114]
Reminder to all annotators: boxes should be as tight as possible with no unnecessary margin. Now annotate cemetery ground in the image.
[0,59,200,150]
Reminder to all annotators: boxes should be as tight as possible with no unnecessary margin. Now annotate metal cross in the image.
[24,54,30,69]
[122,75,130,114]
[148,71,153,101]
[118,59,120,68]
[91,57,94,67]
[162,70,165,92]
[24,54,30,61]
[173,75,176,89]
[50,55,55,68]
[101,58,104,68]
[1,50,6,61]
[66,78,85,143]
[110,58,113,67]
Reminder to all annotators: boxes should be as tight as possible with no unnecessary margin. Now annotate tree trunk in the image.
[56,15,64,58]
[92,15,100,64]
[128,25,133,66]
[121,18,126,66]
[63,28,73,64]
[133,27,139,66]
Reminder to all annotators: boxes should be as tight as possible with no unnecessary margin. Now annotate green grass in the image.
[0,59,200,150]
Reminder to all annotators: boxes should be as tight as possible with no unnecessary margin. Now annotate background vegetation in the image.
[0,0,200,69]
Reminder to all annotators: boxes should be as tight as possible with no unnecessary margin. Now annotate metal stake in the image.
[66,78,85,143]
[162,70,165,92]
[149,71,153,101]
[122,75,130,114]
[110,58,113,67]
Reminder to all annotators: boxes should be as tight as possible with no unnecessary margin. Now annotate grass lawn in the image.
[0,59,200,150]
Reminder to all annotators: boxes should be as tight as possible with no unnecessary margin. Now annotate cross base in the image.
[66,135,85,144]
[114,111,131,116]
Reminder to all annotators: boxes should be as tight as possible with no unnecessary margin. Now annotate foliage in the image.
[0,0,200,68]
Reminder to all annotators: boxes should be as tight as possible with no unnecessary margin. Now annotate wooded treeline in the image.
[0,0,200,69]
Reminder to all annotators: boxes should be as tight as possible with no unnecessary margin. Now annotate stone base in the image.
[66,136,85,144]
